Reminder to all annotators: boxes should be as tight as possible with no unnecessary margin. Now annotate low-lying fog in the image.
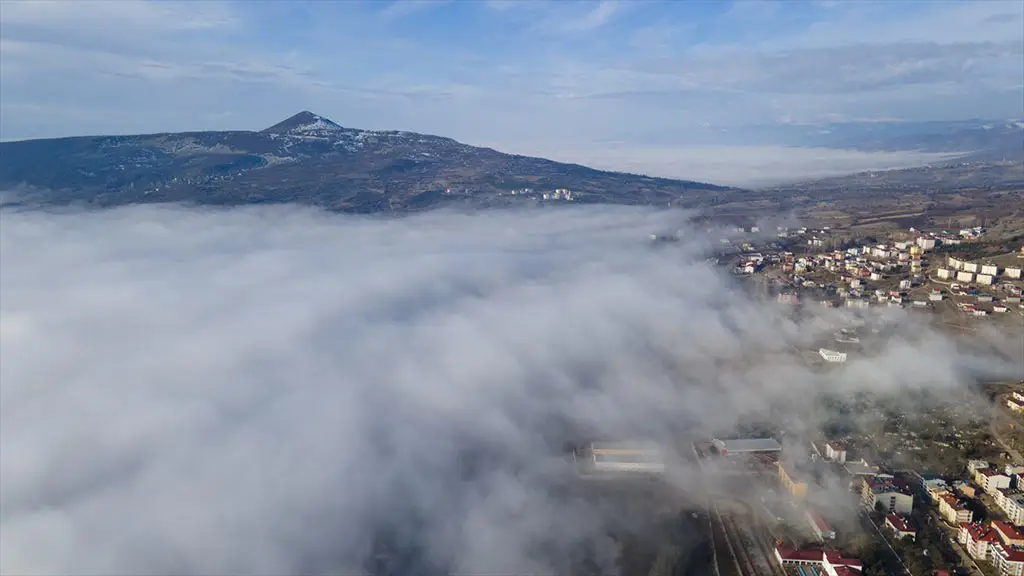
[1,205,1019,575]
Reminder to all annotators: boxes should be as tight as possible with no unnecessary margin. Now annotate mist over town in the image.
[2,1,1024,576]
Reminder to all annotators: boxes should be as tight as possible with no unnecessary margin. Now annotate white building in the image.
[964,262,979,273]
[1006,267,1023,280]
[968,460,990,473]
[977,274,994,285]
[975,468,1012,494]
[819,349,848,363]
[948,256,965,270]
[957,271,975,283]
[862,476,914,514]
[929,291,943,301]
[996,490,1024,525]
[917,237,937,250]
[937,268,952,280]
[981,264,999,276]
[885,514,916,541]
[825,442,847,463]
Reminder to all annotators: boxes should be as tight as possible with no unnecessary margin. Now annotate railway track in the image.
[716,498,780,576]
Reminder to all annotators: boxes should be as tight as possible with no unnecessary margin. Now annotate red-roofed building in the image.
[993,520,1024,547]
[807,509,836,541]
[885,514,916,541]
[774,546,863,574]
[959,522,1001,560]
[938,492,973,525]
[990,542,1024,576]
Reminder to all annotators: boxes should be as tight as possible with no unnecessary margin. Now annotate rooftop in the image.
[809,511,831,532]
[866,476,913,495]
[717,437,782,452]
[960,522,1000,543]
[992,521,1024,543]
[886,514,914,533]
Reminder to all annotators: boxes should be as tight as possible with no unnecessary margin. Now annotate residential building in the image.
[862,476,914,514]
[819,348,848,363]
[1006,267,1023,280]
[937,268,952,279]
[968,460,991,473]
[917,237,937,250]
[885,514,916,541]
[977,468,1013,495]
[959,522,1000,560]
[825,442,848,463]
[996,490,1024,525]
[992,521,1024,547]
[989,543,1024,576]
[938,493,973,525]
[982,264,999,276]
[965,262,980,273]
[978,274,995,285]
[779,462,809,499]
[924,479,950,502]
[957,271,975,283]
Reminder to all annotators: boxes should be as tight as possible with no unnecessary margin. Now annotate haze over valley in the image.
[1,2,1023,576]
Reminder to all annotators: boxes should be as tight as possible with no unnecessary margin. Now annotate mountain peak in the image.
[262,111,343,134]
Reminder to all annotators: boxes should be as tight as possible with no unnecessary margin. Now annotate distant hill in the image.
[0,111,731,213]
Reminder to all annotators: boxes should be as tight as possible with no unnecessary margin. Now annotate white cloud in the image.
[1,205,1019,575]
[563,1,620,32]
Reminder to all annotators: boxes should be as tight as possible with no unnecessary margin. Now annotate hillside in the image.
[0,112,731,213]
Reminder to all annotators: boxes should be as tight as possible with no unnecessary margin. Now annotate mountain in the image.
[0,112,730,213]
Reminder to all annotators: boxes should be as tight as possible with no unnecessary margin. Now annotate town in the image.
[725,224,1024,330]
[570,375,1024,576]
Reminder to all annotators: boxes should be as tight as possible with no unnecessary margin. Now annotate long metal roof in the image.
[719,438,781,452]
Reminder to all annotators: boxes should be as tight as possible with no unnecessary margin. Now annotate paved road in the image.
[930,510,985,576]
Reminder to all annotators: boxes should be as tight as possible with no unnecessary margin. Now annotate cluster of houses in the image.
[920,460,1024,575]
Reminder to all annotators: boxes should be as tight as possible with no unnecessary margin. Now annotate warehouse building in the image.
[580,441,665,474]
[712,437,782,455]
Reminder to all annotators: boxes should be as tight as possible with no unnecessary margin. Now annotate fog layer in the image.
[0,205,1018,575]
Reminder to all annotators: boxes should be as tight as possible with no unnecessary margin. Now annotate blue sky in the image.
[1,0,1022,183]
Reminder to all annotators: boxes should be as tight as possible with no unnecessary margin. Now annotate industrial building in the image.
[773,546,863,575]
[580,441,665,474]
[712,437,782,454]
